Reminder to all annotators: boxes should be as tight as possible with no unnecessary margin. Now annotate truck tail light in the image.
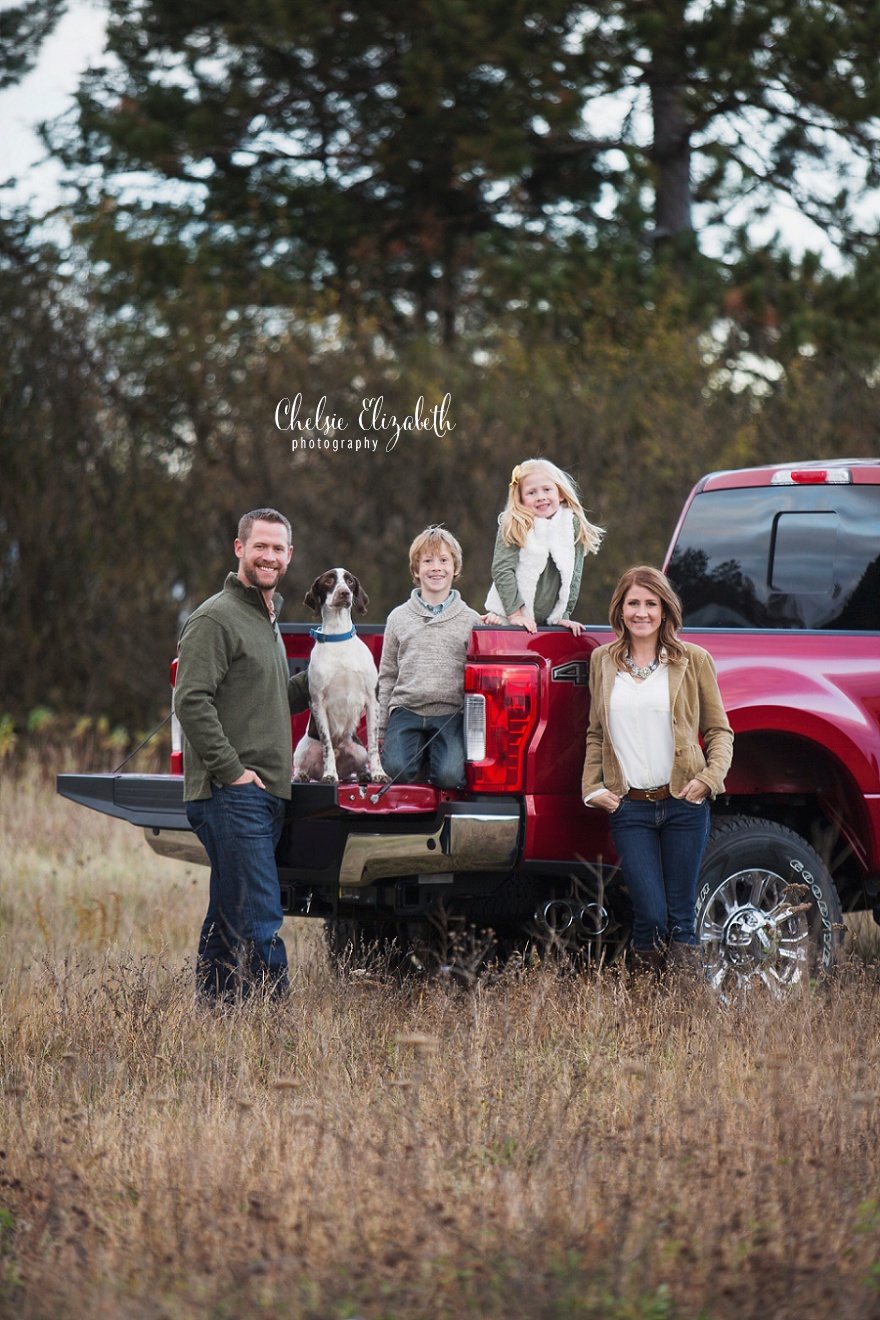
[170,657,183,775]
[464,664,539,792]
[463,693,487,761]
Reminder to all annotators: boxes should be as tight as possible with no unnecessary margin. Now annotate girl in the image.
[581,566,734,973]
[484,459,603,637]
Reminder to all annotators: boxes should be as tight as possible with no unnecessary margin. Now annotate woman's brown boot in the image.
[629,946,664,977]
[667,941,703,980]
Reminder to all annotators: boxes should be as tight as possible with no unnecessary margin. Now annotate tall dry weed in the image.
[2,768,880,1319]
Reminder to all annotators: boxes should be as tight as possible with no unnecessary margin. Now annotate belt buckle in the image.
[645,787,662,801]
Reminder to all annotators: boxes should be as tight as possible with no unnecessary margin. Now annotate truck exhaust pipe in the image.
[536,899,609,943]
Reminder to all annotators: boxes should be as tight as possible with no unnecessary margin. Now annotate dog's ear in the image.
[351,575,369,614]
[303,578,322,615]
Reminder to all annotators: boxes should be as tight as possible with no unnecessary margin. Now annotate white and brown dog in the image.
[293,568,389,785]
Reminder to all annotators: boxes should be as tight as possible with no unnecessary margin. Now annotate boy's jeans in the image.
[382,708,466,789]
[186,781,289,1000]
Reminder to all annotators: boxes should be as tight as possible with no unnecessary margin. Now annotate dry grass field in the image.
[3,762,880,1320]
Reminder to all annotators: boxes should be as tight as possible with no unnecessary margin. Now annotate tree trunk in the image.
[646,0,696,249]
[648,67,693,244]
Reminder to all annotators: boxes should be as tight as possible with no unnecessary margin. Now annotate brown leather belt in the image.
[627,785,671,802]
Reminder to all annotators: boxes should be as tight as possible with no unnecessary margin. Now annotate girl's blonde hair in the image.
[499,459,604,553]
[607,565,686,667]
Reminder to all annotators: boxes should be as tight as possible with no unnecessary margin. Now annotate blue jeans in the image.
[186,783,289,1000]
[609,796,711,950]
[382,708,466,789]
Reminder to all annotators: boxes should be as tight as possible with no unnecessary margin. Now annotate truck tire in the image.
[695,816,843,995]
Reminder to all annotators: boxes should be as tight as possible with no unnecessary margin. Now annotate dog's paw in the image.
[370,768,391,784]
[292,773,311,783]
[321,773,339,785]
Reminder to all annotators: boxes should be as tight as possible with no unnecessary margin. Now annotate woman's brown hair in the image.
[607,566,685,669]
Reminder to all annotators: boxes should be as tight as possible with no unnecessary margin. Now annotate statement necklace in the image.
[624,651,660,681]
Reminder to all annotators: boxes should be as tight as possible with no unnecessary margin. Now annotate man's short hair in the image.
[238,508,292,546]
[408,525,463,580]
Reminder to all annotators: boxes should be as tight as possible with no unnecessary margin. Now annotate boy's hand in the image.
[558,619,584,637]
[481,611,506,625]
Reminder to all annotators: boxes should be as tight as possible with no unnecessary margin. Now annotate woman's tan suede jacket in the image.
[581,641,734,801]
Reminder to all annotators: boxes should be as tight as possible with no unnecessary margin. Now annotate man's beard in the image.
[243,561,283,590]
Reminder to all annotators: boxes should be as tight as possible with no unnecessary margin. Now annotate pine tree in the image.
[53,0,602,341]
[0,0,67,91]
[45,1,880,338]
[581,1,880,255]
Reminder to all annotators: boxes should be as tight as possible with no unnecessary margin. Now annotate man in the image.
[175,508,309,1000]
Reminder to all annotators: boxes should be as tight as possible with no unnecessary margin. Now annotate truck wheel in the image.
[696,816,843,996]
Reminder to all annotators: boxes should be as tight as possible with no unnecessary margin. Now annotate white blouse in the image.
[608,664,674,790]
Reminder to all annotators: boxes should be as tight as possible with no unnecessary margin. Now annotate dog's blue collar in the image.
[310,625,356,643]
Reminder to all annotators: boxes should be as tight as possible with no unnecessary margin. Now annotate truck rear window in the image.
[667,485,880,630]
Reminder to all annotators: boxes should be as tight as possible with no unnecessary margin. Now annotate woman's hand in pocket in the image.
[591,789,622,814]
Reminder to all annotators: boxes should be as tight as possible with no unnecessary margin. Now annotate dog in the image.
[293,568,390,785]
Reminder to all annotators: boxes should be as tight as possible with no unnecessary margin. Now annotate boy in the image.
[378,525,481,789]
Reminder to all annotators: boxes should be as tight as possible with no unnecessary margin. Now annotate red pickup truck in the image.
[58,458,880,993]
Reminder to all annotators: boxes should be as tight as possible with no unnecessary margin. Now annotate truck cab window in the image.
[668,486,880,631]
[770,512,837,595]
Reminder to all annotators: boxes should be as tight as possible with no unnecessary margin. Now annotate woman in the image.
[582,566,733,972]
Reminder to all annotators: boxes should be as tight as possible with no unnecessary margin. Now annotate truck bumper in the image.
[337,802,520,887]
[148,802,522,885]
[56,774,522,885]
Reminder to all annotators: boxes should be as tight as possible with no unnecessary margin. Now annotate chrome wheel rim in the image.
[698,866,811,995]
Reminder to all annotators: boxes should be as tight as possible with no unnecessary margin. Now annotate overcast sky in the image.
[0,0,107,206]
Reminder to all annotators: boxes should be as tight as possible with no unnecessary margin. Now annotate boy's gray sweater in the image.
[377,590,481,737]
